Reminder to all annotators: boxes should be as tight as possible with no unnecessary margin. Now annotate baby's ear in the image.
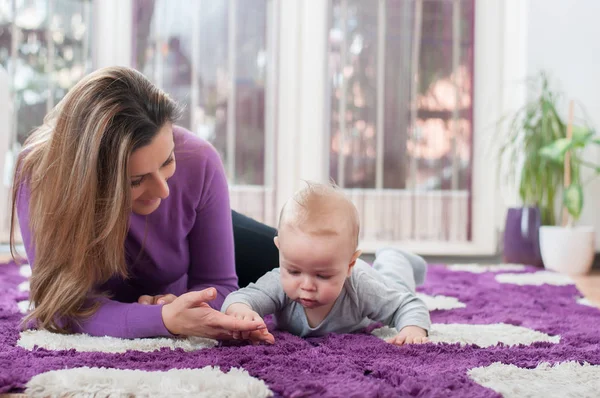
[274,236,280,249]
[348,250,362,275]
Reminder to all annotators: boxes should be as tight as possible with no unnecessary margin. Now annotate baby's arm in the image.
[386,325,428,345]
[221,268,286,344]
[355,266,431,346]
[225,303,274,344]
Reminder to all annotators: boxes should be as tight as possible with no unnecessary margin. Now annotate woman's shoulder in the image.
[170,126,228,209]
[172,126,224,174]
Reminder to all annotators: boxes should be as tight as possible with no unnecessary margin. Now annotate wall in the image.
[526,0,600,248]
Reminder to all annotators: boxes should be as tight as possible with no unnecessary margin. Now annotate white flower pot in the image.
[539,225,595,275]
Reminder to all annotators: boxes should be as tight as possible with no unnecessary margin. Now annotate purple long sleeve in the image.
[16,127,239,338]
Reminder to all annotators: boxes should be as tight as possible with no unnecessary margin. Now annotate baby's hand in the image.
[225,303,275,345]
[386,325,429,346]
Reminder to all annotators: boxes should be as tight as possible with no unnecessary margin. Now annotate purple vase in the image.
[503,207,544,267]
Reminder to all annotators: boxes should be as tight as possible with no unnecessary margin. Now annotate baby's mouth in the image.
[298,298,318,307]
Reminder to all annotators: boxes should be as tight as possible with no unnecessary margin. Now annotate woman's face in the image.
[128,123,176,215]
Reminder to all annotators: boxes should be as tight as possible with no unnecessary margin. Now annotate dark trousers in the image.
[232,210,279,287]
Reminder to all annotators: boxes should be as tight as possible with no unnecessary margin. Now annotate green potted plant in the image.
[538,108,596,274]
[496,72,572,266]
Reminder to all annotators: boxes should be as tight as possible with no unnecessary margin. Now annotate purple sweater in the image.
[17,127,239,338]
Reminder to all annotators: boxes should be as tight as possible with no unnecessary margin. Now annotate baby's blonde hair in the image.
[278,181,360,249]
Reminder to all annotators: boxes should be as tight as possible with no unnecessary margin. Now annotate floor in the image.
[572,270,600,306]
[1,255,599,397]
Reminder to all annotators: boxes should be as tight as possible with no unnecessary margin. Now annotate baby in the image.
[222,182,431,345]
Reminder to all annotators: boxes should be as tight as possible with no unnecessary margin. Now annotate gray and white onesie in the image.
[221,248,431,337]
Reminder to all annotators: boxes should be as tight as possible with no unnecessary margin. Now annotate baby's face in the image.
[276,227,355,310]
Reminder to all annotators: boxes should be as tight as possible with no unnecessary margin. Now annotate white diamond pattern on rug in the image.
[576,297,599,308]
[19,264,31,277]
[372,323,560,347]
[25,366,273,398]
[18,329,217,353]
[468,361,600,398]
[17,300,30,314]
[18,281,29,292]
[446,264,526,273]
[495,271,574,286]
[416,293,466,311]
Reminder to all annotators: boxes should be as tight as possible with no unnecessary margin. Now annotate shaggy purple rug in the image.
[1,261,600,397]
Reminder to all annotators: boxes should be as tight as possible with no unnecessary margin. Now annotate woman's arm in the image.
[17,182,172,338]
[185,143,239,308]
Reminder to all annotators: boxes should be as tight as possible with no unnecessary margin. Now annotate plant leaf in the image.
[539,138,572,163]
[571,126,594,147]
[563,183,584,221]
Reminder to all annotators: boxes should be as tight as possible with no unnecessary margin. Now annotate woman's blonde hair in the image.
[10,66,181,333]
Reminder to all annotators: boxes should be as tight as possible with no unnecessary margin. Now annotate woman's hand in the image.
[161,288,268,339]
[138,294,178,305]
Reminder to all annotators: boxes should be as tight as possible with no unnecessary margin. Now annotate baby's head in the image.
[274,182,361,309]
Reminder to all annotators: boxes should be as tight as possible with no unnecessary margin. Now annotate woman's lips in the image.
[137,198,159,206]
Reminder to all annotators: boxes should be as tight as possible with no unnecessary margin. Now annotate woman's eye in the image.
[131,178,143,187]
[163,156,175,167]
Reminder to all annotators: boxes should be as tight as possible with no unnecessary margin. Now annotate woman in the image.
[11,66,278,341]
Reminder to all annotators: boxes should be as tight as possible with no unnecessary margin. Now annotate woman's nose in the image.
[151,173,170,199]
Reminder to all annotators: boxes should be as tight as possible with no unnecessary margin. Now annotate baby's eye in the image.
[317,275,331,280]
[288,270,300,275]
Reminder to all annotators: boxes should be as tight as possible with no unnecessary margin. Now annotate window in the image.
[132,0,278,225]
[0,0,92,240]
[0,0,92,145]
[328,0,475,243]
